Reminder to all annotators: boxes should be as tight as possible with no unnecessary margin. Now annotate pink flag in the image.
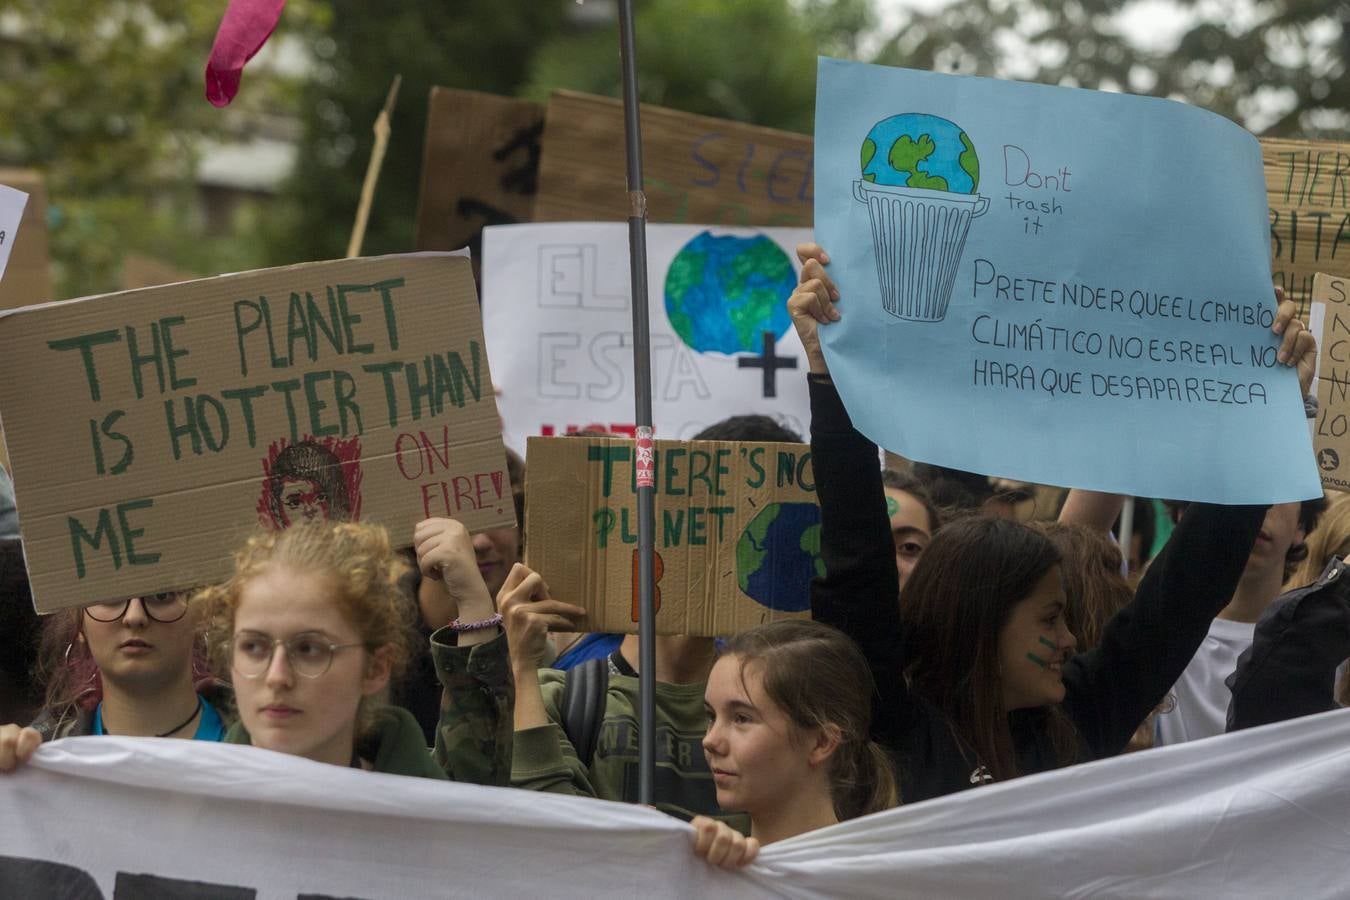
[204,0,287,107]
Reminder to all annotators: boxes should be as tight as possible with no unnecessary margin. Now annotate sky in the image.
[872,0,1196,50]
[866,0,1346,133]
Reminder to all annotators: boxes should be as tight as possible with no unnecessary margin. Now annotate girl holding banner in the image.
[693,619,899,868]
[0,589,227,769]
[198,518,511,781]
[3,518,514,782]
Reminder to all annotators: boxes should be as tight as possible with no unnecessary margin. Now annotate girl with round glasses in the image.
[200,520,479,779]
[1,591,228,772]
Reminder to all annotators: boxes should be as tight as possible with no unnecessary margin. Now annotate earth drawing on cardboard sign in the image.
[854,113,989,323]
[735,501,823,613]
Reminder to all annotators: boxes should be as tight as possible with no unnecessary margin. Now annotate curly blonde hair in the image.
[196,521,415,734]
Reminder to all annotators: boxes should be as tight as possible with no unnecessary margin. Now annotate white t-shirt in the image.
[1154,617,1255,746]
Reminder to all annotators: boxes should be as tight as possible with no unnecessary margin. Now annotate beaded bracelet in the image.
[449,612,503,633]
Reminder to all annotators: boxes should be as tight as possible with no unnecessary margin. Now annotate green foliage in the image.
[0,1,243,297]
[523,0,874,134]
[3,0,1342,303]
[259,0,569,267]
[871,0,1348,138]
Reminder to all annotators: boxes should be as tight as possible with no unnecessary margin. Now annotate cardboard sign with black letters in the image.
[414,87,544,256]
[534,90,813,228]
[0,253,512,611]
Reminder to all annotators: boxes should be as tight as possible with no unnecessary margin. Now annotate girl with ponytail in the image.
[693,620,898,868]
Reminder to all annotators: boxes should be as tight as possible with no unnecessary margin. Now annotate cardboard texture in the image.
[1262,137,1350,317]
[0,170,51,313]
[1313,271,1350,491]
[525,436,817,637]
[534,91,813,227]
[0,253,513,612]
[414,87,544,255]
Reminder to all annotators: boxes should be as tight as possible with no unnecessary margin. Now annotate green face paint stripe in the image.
[1026,652,1049,669]
[886,496,899,518]
[1038,636,1057,651]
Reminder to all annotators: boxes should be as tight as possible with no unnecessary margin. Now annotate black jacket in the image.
[1227,557,1350,732]
[808,374,1266,802]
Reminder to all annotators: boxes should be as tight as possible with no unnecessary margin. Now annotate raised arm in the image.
[791,244,912,747]
[1062,500,1267,755]
[414,518,498,646]
[496,563,599,797]
[419,517,517,784]
[1060,291,1313,754]
[1058,490,1125,532]
[1227,558,1350,731]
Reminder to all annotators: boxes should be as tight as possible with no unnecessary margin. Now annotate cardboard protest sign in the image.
[1261,137,1350,318]
[0,253,512,612]
[483,222,812,453]
[1311,272,1350,490]
[534,90,813,227]
[0,170,51,311]
[525,436,816,636]
[814,57,1320,504]
[414,87,544,256]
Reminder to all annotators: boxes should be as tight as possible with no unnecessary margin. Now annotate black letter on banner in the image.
[0,855,103,899]
[114,872,256,899]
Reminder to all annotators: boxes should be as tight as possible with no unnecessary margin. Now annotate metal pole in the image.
[616,0,657,806]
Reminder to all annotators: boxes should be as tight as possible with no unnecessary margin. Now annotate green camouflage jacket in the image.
[434,632,748,832]
[429,625,514,785]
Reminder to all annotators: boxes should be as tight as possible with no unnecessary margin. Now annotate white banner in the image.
[3,709,1349,898]
[482,223,814,454]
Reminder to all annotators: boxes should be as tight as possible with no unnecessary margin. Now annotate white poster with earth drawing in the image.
[481,223,813,453]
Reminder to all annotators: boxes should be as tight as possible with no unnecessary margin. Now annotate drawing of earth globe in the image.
[735,502,824,613]
[664,231,796,354]
[860,113,980,194]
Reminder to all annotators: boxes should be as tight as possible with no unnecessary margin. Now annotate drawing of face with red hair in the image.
[258,437,363,530]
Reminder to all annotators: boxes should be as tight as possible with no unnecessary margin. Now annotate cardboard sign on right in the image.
[525,436,817,637]
[1262,138,1350,318]
[1313,272,1350,490]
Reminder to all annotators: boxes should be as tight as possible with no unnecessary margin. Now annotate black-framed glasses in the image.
[230,631,366,679]
[85,593,189,624]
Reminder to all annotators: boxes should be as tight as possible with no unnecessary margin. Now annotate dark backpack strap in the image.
[560,656,609,769]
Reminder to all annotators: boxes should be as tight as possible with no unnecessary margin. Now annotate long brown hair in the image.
[722,619,899,819]
[1036,522,1132,652]
[901,516,1077,782]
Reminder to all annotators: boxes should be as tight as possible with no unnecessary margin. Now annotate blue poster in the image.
[814,57,1320,504]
